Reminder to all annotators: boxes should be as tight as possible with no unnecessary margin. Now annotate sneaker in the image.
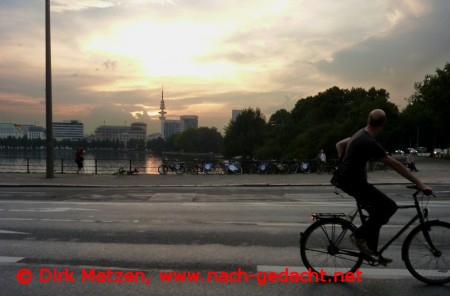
[376,255,393,266]
[350,234,375,256]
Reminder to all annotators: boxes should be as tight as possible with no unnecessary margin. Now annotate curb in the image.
[1,182,445,188]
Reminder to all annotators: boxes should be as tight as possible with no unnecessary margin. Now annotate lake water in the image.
[0,150,220,175]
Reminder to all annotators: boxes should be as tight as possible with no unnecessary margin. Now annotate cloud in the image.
[1,0,449,135]
[314,0,450,102]
[50,0,179,12]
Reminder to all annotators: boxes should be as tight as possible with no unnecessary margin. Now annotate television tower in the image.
[158,86,167,139]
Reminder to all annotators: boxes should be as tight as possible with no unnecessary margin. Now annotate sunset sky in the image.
[1,0,449,134]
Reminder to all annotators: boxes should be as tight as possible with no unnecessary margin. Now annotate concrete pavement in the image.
[0,157,448,188]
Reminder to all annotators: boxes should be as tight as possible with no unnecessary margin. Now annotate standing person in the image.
[332,109,432,265]
[316,149,326,174]
[75,148,84,174]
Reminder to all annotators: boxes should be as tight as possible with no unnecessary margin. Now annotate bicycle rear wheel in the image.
[403,220,450,285]
[157,164,169,175]
[299,218,363,282]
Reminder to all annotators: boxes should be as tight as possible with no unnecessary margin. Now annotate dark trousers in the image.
[341,182,397,252]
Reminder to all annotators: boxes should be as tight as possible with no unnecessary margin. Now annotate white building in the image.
[95,122,147,142]
[0,123,24,138]
[21,125,46,140]
[53,120,84,141]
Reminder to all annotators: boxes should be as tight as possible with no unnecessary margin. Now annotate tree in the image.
[260,109,294,159]
[223,108,267,158]
[147,137,165,153]
[284,86,399,159]
[176,127,224,153]
[406,62,450,152]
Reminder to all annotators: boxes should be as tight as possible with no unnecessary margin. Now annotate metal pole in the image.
[45,0,54,178]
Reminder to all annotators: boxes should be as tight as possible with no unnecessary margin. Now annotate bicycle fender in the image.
[300,218,358,242]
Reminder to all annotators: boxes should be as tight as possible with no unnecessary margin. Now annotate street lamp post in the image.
[45,0,54,178]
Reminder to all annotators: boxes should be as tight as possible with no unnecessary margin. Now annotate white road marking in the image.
[0,256,25,263]
[257,265,414,279]
[0,230,30,234]
[0,218,138,223]
[7,207,100,213]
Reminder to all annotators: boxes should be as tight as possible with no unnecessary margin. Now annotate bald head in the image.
[368,109,386,127]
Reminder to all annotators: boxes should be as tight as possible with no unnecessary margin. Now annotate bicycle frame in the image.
[344,189,437,257]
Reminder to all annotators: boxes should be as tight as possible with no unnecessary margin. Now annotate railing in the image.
[0,157,162,175]
[0,157,345,175]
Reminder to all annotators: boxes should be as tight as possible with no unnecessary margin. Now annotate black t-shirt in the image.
[339,128,387,183]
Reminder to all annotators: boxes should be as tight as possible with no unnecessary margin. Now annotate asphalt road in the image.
[1,185,449,295]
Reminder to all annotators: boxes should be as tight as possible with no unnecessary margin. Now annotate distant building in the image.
[53,120,84,141]
[130,122,147,140]
[0,123,24,138]
[180,115,198,132]
[95,122,147,143]
[159,87,167,140]
[232,109,243,121]
[21,125,46,140]
[163,120,180,139]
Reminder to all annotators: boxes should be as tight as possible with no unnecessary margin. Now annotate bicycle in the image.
[299,186,449,285]
[188,159,216,175]
[112,166,141,175]
[288,159,310,174]
[270,160,289,174]
[221,160,243,174]
[158,157,185,175]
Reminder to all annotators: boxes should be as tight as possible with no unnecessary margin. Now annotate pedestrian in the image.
[332,109,431,265]
[406,152,419,172]
[75,148,85,174]
[315,149,326,174]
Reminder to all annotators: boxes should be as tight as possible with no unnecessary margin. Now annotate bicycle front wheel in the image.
[174,164,185,175]
[403,220,450,285]
[189,166,199,175]
[289,164,298,174]
[299,218,363,282]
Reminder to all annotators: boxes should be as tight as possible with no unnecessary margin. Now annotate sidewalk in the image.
[0,157,448,187]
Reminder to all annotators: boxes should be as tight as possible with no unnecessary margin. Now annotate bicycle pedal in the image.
[377,256,393,266]
[364,254,392,266]
[365,257,379,266]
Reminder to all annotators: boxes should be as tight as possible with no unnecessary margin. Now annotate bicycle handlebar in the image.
[406,184,434,197]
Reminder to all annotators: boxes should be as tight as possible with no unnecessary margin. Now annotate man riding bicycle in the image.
[332,109,432,264]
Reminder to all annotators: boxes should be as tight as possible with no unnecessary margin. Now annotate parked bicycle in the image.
[157,157,185,175]
[189,159,216,175]
[256,160,272,174]
[221,160,243,174]
[299,186,449,285]
[270,160,289,174]
[112,166,141,175]
[289,159,310,174]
